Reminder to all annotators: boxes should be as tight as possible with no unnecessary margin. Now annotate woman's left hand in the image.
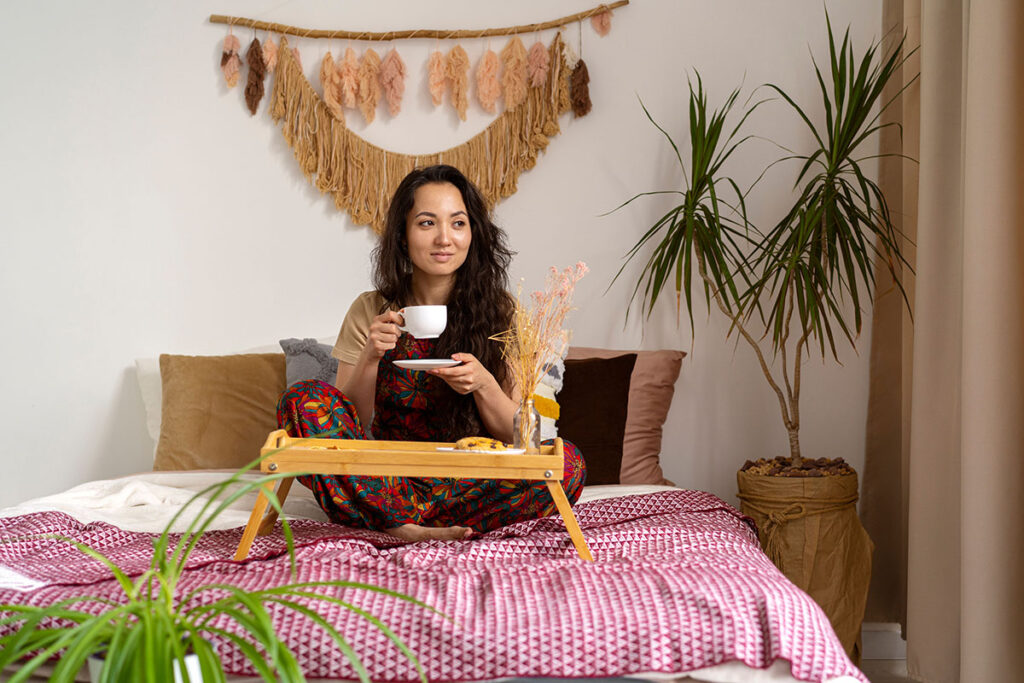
[428,353,497,395]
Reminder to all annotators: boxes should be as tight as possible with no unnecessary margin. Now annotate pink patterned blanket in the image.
[0,490,864,682]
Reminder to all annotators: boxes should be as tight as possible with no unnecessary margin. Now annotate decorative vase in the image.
[513,398,541,453]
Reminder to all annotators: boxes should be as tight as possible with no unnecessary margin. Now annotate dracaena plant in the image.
[615,16,915,468]
[0,436,436,683]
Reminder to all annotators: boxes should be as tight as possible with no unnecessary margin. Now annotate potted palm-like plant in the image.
[613,17,913,662]
[0,444,433,682]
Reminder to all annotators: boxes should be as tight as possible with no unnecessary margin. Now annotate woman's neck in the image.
[409,273,455,306]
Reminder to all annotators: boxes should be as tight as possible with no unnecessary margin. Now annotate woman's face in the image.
[405,182,472,280]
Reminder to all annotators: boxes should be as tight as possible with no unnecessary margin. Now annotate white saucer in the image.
[437,446,526,455]
[393,359,461,370]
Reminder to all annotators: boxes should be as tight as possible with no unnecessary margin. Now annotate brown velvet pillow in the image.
[154,353,287,471]
[566,347,685,486]
[558,354,638,485]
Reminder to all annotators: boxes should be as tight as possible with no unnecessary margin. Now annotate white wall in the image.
[0,0,882,506]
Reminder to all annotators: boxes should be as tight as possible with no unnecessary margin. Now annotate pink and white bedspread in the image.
[0,488,865,682]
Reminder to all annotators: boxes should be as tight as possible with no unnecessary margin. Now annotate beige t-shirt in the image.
[331,291,388,366]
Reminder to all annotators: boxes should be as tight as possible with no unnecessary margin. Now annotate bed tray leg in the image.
[545,481,594,561]
[234,478,293,561]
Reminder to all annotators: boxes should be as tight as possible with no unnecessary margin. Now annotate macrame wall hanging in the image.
[209,1,628,232]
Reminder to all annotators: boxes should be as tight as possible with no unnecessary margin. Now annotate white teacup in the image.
[398,305,447,339]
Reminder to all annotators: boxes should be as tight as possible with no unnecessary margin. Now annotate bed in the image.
[0,343,866,682]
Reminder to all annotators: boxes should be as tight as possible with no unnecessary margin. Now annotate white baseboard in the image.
[861,622,907,660]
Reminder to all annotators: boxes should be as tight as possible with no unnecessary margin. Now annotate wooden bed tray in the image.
[234,430,593,561]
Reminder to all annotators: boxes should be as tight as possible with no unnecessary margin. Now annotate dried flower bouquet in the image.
[493,262,588,450]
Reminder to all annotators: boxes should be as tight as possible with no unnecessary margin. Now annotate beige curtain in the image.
[864,0,1024,681]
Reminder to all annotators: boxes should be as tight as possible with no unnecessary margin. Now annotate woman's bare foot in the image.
[386,524,472,542]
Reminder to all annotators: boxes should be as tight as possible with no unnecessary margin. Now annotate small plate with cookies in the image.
[438,437,525,454]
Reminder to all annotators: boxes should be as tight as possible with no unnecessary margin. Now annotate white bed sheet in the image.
[0,474,859,683]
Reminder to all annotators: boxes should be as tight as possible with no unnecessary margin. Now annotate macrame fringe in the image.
[570,59,591,117]
[358,48,382,123]
[527,40,550,87]
[555,40,571,119]
[380,49,406,116]
[501,37,528,110]
[269,34,571,233]
[476,49,501,114]
[321,52,344,122]
[244,38,266,115]
[446,45,470,121]
[428,50,446,106]
[339,47,359,108]
[262,37,278,73]
[221,34,241,87]
[591,10,612,36]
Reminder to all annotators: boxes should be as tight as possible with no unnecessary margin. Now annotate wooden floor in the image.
[860,659,913,682]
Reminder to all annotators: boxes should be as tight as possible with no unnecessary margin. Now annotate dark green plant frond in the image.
[611,75,763,331]
[755,12,915,358]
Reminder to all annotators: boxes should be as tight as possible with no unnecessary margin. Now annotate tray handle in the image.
[262,429,289,452]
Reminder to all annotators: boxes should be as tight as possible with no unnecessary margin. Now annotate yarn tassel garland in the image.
[265,34,573,233]
[591,10,613,36]
[262,37,278,73]
[244,38,267,115]
[221,34,241,87]
[320,52,344,121]
[446,45,470,121]
[527,40,549,88]
[427,50,446,106]
[476,49,501,113]
[501,37,528,110]
[339,47,359,108]
[357,48,382,123]
[554,34,571,118]
[379,49,406,116]
[570,59,591,117]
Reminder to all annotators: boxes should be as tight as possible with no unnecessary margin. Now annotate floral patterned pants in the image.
[276,380,586,532]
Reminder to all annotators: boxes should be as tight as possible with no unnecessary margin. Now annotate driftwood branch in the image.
[209,1,628,41]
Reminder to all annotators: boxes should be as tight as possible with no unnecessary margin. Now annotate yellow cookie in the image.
[454,436,508,451]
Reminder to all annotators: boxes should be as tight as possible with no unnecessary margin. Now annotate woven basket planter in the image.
[737,469,873,663]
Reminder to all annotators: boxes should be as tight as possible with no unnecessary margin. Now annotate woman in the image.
[277,165,585,542]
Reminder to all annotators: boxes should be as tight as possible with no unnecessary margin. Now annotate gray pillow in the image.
[279,338,339,387]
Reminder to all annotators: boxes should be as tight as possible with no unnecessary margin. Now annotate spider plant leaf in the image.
[171,469,309,574]
[49,612,121,680]
[194,624,277,681]
[279,590,429,683]
[264,597,371,683]
[0,607,87,671]
[190,635,227,683]
[42,535,135,596]
[5,609,122,683]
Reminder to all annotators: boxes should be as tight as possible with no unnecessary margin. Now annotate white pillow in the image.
[135,356,164,444]
[535,354,565,441]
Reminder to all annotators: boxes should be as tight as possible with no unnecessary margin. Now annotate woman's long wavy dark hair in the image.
[372,165,515,439]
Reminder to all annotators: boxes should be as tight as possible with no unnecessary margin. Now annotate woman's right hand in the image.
[362,310,405,360]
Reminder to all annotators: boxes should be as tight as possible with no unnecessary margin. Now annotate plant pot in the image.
[88,651,203,682]
[736,468,873,664]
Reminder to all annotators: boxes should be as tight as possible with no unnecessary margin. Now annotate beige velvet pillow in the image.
[154,354,287,471]
[566,347,685,486]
